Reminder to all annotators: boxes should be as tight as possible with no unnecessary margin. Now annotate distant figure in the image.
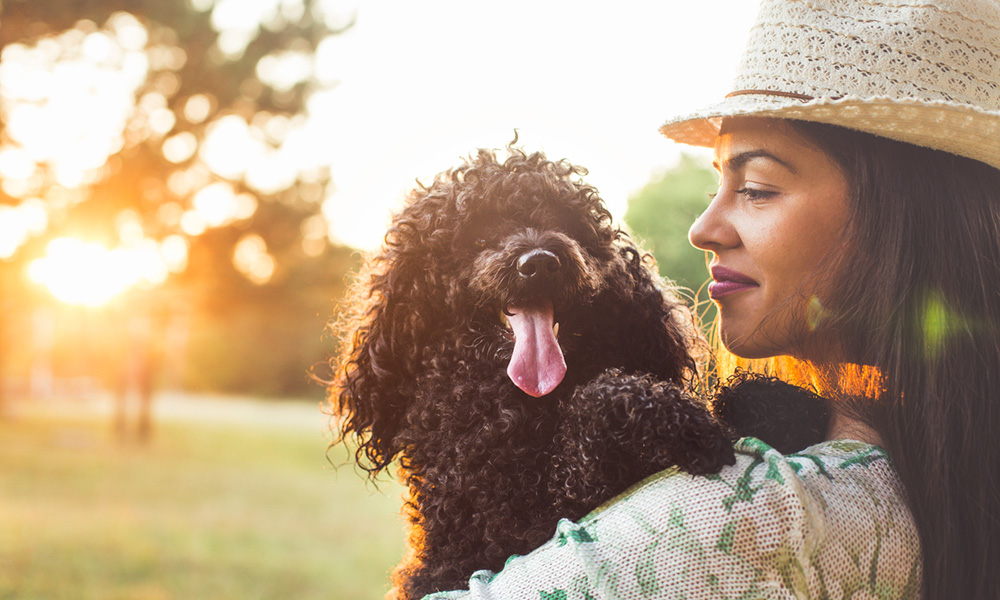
[30,306,56,399]
[112,303,166,443]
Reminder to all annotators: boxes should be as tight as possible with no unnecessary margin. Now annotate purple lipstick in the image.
[709,266,760,299]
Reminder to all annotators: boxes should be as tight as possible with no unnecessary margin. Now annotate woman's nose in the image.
[688,194,738,252]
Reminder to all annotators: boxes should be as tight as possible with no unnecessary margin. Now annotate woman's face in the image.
[688,117,850,360]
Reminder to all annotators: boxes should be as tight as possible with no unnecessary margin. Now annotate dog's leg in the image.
[548,370,735,519]
[712,370,830,454]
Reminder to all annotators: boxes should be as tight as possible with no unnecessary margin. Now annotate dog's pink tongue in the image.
[506,301,566,397]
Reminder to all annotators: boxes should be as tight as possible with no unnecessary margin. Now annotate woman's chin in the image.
[719,330,779,360]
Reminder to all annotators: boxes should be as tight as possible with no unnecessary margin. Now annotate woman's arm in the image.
[423,438,920,600]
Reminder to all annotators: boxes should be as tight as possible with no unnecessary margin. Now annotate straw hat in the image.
[660,0,1000,170]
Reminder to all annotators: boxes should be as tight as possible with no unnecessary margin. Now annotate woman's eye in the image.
[736,187,777,201]
[706,188,776,202]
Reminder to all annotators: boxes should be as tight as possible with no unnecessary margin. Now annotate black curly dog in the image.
[329,143,828,599]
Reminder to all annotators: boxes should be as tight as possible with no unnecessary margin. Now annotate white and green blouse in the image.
[425,437,921,600]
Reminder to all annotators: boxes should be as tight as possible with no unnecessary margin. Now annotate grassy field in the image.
[0,395,406,600]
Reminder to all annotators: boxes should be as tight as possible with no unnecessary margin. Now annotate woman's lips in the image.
[709,266,760,299]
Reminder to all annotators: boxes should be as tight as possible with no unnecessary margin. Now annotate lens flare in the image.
[27,236,172,306]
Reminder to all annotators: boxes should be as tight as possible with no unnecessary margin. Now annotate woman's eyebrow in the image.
[713,149,798,174]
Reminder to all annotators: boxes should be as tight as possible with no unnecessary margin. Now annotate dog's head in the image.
[330,142,699,474]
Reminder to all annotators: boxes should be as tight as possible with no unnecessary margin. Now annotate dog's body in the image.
[330,145,826,599]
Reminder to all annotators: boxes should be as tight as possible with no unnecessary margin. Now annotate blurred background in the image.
[0,0,756,598]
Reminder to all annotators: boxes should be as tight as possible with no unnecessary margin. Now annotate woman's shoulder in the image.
[430,438,921,600]
[582,436,913,536]
[571,436,921,597]
[594,436,898,509]
[590,435,912,528]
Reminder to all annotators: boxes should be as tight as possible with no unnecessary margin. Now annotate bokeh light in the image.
[162,131,199,163]
[182,93,214,123]
[0,3,766,597]
[26,237,175,306]
[232,233,276,285]
[0,200,48,259]
[0,14,149,193]
[256,50,313,92]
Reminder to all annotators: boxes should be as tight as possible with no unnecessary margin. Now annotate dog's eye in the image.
[475,238,487,249]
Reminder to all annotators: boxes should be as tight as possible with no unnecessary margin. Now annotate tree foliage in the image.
[625,154,717,289]
[624,154,717,327]
[0,0,350,260]
[0,0,359,398]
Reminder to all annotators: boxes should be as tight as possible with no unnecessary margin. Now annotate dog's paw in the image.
[549,370,735,514]
[713,369,830,454]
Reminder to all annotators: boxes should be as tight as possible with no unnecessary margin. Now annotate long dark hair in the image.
[773,121,1000,600]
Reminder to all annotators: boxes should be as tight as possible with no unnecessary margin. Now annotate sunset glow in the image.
[233,233,276,285]
[3,1,761,297]
[27,236,184,306]
[0,12,149,194]
[0,4,772,593]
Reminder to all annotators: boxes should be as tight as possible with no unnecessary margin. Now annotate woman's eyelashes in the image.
[707,186,779,202]
[736,187,778,201]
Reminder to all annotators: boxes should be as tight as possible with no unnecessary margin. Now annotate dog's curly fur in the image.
[328,143,825,599]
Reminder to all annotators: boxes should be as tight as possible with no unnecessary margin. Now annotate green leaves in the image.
[624,153,716,292]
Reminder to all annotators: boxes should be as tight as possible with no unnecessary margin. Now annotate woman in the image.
[426,0,1000,598]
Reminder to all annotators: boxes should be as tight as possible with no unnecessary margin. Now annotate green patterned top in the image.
[424,437,921,600]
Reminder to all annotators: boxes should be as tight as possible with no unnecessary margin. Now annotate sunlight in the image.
[233,233,276,285]
[26,236,176,306]
[192,181,240,227]
[200,115,261,180]
[256,50,312,92]
[0,17,149,193]
[0,200,48,259]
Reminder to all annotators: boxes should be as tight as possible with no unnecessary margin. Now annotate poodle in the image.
[327,142,827,599]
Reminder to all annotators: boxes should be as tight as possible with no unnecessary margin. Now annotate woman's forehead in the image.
[718,116,789,136]
[714,118,826,171]
[717,118,799,150]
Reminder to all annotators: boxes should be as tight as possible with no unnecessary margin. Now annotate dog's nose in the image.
[517,249,561,279]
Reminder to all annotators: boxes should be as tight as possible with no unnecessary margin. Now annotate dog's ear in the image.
[597,239,698,384]
[329,192,451,476]
[331,292,411,476]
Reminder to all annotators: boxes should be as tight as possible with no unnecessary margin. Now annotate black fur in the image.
[328,143,826,599]
[713,369,830,455]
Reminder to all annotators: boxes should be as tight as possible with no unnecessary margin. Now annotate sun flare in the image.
[27,236,181,306]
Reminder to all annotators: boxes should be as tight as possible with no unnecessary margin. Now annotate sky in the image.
[1,0,765,305]
[313,0,762,249]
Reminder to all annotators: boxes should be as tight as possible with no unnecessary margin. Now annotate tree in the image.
[0,0,359,414]
[624,154,717,329]
[0,0,351,250]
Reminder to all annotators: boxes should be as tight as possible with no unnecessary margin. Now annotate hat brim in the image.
[660,94,1000,171]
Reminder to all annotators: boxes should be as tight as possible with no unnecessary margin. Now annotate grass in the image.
[0,397,406,600]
